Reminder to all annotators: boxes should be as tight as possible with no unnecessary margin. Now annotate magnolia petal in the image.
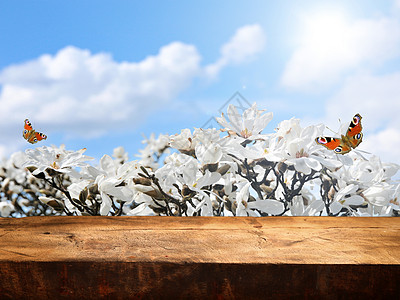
[235,182,251,205]
[290,196,305,216]
[305,157,322,172]
[335,184,359,201]
[226,104,242,132]
[343,195,365,206]
[292,158,311,174]
[306,200,324,215]
[313,156,343,170]
[39,196,64,212]
[330,201,343,215]
[128,203,156,216]
[100,192,112,215]
[196,170,221,188]
[253,111,273,134]
[248,199,285,215]
[100,155,116,175]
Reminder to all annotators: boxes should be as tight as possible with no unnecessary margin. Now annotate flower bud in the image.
[79,187,88,204]
[223,196,232,212]
[2,178,10,190]
[148,205,166,215]
[133,177,152,186]
[202,162,219,173]
[255,158,275,169]
[179,148,196,158]
[45,167,63,177]
[39,196,64,212]
[143,188,163,200]
[39,189,53,196]
[181,184,195,198]
[26,166,37,173]
[231,201,237,212]
[33,172,46,180]
[216,164,230,176]
[211,200,219,210]
[328,186,336,201]
[260,184,273,195]
[277,162,288,173]
[89,184,99,195]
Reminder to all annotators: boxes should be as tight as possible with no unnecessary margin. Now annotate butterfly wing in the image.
[23,119,47,144]
[24,119,33,131]
[315,136,352,154]
[23,119,33,140]
[345,113,363,149]
[34,132,47,142]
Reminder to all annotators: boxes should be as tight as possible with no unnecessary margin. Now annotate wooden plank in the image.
[0,216,399,299]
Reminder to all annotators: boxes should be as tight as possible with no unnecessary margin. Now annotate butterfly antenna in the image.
[355,149,371,154]
[325,126,339,135]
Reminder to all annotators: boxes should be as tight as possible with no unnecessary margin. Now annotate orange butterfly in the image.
[23,119,47,144]
[315,114,363,154]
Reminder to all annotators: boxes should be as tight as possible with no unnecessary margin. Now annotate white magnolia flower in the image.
[24,146,93,177]
[113,146,129,164]
[388,184,400,211]
[195,143,223,165]
[363,183,396,207]
[0,201,14,217]
[234,181,255,216]
[126,202,156,216]
[90,155,139,215]
[137,133,170,170]
[216,103,273,139]
[170,129,198,154]
[0,152,29,185]
[268,121,341,174]
[330,183,365,215]
[192,128,221,145]
[141,133,170,153]
[162,153,221,192]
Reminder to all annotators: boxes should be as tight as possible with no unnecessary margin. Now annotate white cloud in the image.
[0,43,201,140]
[0,24,266,157]
[362,128,400,164]
[281,11,400,91]
[325,72,400,130]
[395,0,400,11]
[323,71,400,164]
[205,24,266,78]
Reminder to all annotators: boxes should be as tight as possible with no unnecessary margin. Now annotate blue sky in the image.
[1,0,400,164]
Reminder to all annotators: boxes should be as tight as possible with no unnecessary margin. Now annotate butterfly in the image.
[23,119,47,144]
[315,114,363,154]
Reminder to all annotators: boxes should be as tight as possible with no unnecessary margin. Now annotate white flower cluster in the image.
[0,103,399,217]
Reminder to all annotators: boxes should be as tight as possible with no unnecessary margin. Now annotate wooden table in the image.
[0,216,399,299]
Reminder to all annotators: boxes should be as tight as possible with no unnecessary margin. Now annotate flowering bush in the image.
[1,103,399,217]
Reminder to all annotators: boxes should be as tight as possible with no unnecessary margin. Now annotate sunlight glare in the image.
[300,10,351,57]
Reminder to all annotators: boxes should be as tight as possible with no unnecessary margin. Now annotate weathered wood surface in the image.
[0,216,399,299]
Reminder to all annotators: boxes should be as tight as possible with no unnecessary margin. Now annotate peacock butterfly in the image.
[23,119,47,144]
[315,114,363,154]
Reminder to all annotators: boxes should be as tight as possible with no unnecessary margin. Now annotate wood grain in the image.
[0,216,399,299]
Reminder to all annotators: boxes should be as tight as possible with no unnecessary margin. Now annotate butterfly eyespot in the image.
[23,130,27,134]
[33,138,37,142]
[334,147,342,153]
[353,116,360,124]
